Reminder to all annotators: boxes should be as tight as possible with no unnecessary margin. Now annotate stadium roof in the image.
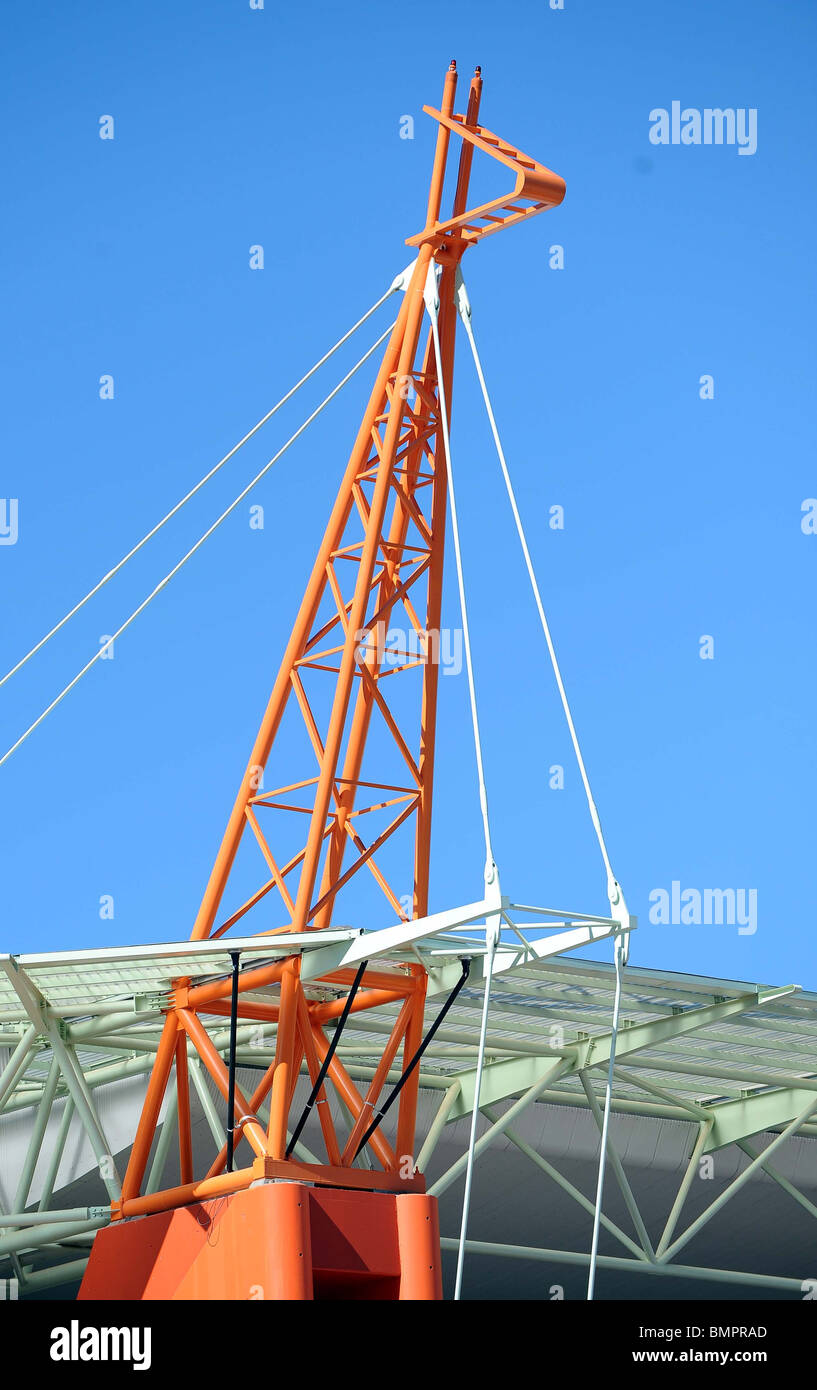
[2,921,816,1298]
[3,926,817,1139]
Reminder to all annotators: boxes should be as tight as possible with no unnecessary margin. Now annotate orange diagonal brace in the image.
[119,1010,178,1204]
[295,987,341,1166]
[310,1025,397,1171]
[341,995,414,1164]
[175,1030,193,1186]
[267,958,300,1158]
[204,1053,281,1180]
[178,1008,268,1160]
[396,966,428,1164]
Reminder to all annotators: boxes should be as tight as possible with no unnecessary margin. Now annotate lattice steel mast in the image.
[95,66,565,1295]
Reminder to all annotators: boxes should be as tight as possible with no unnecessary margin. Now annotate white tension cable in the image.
[0,322,396,771]
[455,272,633,1302]
[0,281,400,694]
[455,272,630,940]
[424,268,502,1305]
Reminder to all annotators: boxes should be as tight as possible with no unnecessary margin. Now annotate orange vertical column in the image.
[413,67,482,920]
[267,957,300,1158]
[118,1009,179,1208]
[262,1183,314,1300]
[396,1194,443,1299]
[175,1030,193,1186]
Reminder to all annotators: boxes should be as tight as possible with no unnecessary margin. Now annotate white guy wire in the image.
[586,940,625,1300]
[426,274,499,1303]
[458,277,630,1302]
[426,285,495,874]
[457,280,617,893]
[454,925,499,1301]
[0,322,396,771]
[0,285,398,692]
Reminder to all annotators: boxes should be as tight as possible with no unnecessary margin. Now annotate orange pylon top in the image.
[407,95,565,252]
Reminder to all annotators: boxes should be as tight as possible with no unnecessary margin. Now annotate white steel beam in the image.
[300,898,493,981]
[37,1098,75,1212]
[702,1085,817,1152]
[481,1105,649,1262]
[13,1055,60,1212]
[579,1072,655,1259]
[428,1059,568,1197]
[0,929,361,973]
[443,987,797,1122]
[655,1119,714,1257]
[659,1094,817,1264]
[735,1138,817,1222]
[0,959,122,1199]
[424,922,628,1000]
[0,1024,37,1110]
[439,1237,805,1293]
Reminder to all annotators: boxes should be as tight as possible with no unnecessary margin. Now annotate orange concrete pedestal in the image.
[78,1182,442,1300]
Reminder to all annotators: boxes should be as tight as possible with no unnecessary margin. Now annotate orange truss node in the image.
[81,62,565,1301]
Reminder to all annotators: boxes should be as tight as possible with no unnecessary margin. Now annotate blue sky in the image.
[1,0,814,990]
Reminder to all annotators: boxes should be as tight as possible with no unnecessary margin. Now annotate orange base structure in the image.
[78,1183,442,1301]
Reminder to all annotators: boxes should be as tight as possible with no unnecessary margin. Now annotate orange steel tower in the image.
[80,62,565,1301]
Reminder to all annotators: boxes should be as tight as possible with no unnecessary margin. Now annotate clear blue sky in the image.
[1,0,814,990]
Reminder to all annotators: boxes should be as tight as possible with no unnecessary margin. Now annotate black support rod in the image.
[353,957,472,1160]
[225,950,241,1172]
[285,958,369,1158]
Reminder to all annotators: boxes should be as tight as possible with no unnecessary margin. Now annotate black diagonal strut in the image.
[285,957,369,1159]
[353,957,472,1160]
[225,950,241,1172]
